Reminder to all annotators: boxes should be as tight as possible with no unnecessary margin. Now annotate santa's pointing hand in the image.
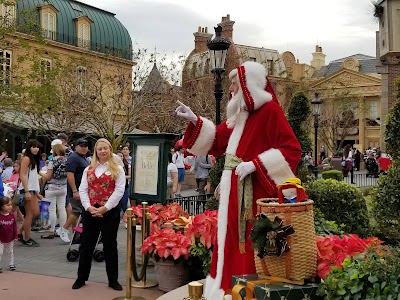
[235,161,256,181]
[175,101,197,124]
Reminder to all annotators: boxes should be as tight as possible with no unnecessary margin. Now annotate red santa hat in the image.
[229,61,279,112]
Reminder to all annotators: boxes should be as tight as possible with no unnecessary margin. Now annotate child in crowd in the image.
[0,196,18,272]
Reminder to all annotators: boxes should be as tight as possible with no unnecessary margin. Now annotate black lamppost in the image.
[207,25,231,125]
[311,93,322,178]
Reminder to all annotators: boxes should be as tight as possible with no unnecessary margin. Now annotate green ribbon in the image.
[224,153,254,253]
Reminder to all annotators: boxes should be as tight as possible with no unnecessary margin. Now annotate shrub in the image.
[371,159,400,243]
[321,170,343,181]
[314,207,344,236]
[205,196,218,211]
[307,179,370,236]
[317,247,400,299]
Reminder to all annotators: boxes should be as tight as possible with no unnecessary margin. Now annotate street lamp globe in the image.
[311,93,322,116]
[207,25,231,125]
[207,25,231,71]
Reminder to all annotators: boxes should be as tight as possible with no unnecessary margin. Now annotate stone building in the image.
[375,0,400,149]
[0,0,134,157]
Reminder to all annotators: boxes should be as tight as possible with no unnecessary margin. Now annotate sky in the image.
[83,0,379,66]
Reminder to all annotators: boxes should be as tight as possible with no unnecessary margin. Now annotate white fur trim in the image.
[226,111,248,154]
[206,111,248,296]
[188,117,216,156]
[205,275,225,300]
[259,148,295,185]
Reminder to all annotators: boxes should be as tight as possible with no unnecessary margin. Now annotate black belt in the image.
[93,203,102,208]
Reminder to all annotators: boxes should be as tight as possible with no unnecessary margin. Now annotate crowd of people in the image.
[0,134,133,290]
[302,145,393,181]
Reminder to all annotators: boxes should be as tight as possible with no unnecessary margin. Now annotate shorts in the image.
[69,197,83,217]
[177,168,185,183]
[19,189,38,195]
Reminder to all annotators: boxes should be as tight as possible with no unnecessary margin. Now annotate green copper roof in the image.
[17,0,133,60]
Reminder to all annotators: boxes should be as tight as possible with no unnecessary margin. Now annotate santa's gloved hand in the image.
[235,161,256,181]
[175,101,197,124]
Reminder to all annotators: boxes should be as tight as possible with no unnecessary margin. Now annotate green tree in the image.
[287,91,312,153]
[384,78,400,159]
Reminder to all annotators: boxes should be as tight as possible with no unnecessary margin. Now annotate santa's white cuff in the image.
[187,117,216,156]
[258,148,295,185]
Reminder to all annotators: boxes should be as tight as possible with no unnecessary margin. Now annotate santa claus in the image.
[175,61,302,299]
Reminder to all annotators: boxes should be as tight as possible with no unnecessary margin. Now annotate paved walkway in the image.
[1,222,164,300]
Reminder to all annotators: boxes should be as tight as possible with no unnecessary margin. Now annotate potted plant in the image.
[141,227,192,292]
[129,203,189,264]
[185,210,218,280]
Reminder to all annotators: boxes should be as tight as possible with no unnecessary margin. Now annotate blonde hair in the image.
[52,144,66,157]
[91,138,120,179]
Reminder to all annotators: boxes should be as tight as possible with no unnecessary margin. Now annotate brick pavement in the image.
[1,222,164,300]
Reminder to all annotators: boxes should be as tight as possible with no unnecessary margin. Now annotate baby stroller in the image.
[365,157,379,178]
[66,216,105,262]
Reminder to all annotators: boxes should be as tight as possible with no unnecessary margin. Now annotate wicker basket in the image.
[254,198,317,282]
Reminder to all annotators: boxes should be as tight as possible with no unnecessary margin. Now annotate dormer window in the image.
[1,1,16,27]
[75,16,93,49]
[39,4,58,40]
[43,12,55,39]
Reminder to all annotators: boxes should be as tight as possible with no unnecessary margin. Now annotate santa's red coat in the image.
[183,100,301,298]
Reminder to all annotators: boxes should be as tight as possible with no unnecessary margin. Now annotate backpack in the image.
[52,158,67,179]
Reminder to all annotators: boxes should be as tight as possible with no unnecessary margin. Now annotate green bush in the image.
[205,196,218,211]
[371,159,400,243]
[314,207,345,236]
[318,247,400,299]
[307,179,370,236]
[321,170,344,181]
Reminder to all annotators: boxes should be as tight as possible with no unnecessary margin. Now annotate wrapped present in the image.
[232,274,322,300]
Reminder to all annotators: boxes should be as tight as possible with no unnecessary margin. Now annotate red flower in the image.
[316,234,383,279]
[142,227,192,261]
[186,210,218,249]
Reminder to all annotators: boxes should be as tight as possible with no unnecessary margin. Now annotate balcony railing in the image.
[18,28,132,60]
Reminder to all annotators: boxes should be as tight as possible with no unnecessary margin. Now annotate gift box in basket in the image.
[232,274,322,300]
[250,178,317,284]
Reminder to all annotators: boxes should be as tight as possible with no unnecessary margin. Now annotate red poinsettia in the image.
[316,234,382,279]
[185,210,218,249]
[128,202,188,228]
[141,227,192,261]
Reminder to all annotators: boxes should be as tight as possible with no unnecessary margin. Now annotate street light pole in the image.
[207,25,231,125]
[311,93,322,179]
[313,113,319,179]
[213,69,224,125]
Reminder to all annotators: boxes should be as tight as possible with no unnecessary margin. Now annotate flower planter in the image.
[154,259,190,292]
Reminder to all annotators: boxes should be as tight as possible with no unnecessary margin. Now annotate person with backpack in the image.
[39,139,68,239]
[193,155,212,196]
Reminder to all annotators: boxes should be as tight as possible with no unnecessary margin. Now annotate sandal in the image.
[41,234,55,239]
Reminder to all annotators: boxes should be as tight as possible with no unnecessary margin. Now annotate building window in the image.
[76,66,87,95]
[40,59,51,80]
[1,2,15,27]
[43,12,56,40]
[0,49,12,88]
[266,59,273,75]
[370,100,377,120]
[78,23,90,48]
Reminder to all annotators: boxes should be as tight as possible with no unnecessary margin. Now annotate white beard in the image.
[226,92,245,129]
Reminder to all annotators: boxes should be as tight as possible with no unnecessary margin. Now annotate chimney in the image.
[193,26,213,53]
[218,14,235,41]
[311,44,326,71]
